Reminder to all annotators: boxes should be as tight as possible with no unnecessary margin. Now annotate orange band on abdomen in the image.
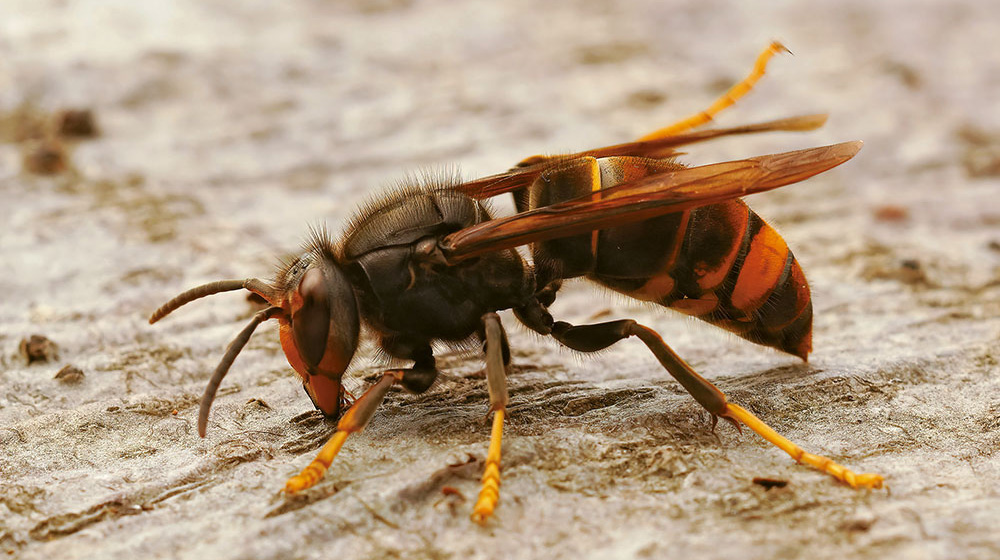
[730,222,789,314]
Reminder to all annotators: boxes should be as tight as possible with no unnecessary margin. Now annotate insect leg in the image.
[283,371,401,494]
[637,42,790,141]
[471,312,511,525]
[284,372,396,493]
[547,319,884,490]
[284,346,439,494]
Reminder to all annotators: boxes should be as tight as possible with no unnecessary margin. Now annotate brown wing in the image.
[441,141,861,263]
[453,114,829,200]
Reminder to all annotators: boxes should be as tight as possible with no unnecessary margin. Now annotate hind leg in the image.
[638,42,790,140]
[530,315,883,489]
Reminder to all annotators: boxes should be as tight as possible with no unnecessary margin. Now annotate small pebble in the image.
[19,334,59,364]
[54,364,85,383]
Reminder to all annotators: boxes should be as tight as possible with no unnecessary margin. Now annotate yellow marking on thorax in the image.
[589,158,602,255]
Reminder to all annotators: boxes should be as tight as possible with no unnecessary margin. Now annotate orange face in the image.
[277,319,341,416]
[276,260,360,417]
[278,319,310,382]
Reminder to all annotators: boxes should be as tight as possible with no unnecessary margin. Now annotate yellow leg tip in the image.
[801,450,885,491]
[283,471,318,494]
[827,464,885,490]
[282,430,349,494]
[283,478,306,495]
[471,502,496,526]
[769,41,791,55]
[846,473,885,490]
[283,460,332,494]
[470,478,501,524]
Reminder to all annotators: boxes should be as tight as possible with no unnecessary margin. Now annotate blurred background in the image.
[2,1,999,559]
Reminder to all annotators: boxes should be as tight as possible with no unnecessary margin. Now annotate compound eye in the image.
[282,253,312,286]
[291,267,330,369]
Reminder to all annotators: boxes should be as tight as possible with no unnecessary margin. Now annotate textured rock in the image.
[2,1,999,559]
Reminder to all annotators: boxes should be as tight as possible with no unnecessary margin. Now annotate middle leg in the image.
[470,312,512,525]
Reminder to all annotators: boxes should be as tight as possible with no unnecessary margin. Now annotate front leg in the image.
[283,351,439,494]
[284,371,397,493]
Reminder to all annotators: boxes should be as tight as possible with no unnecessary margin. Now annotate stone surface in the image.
[2,1,999,559]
